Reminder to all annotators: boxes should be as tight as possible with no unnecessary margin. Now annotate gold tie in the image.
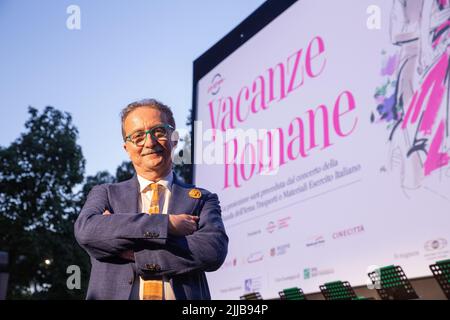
[148,183,160,214]
[141,183,164,300]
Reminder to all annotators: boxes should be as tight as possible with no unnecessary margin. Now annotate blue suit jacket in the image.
[74,173,228,300]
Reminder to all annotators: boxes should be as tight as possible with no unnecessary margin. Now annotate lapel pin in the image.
[188,188,202,199]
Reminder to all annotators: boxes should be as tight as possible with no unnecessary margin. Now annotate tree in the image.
[173,108,193,183]
[77,171,115,208]
[115,161,135,183]
[173,133,192,183]
[76,162,134,211]
[0,106,88,299]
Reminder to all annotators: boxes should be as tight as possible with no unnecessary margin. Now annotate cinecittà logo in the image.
[332,224,365,240]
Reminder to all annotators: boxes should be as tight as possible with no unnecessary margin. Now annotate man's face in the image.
[123,107,177,179]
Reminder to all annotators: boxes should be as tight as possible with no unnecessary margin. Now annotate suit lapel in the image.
[110,175,140,214]
[168,173,199,215]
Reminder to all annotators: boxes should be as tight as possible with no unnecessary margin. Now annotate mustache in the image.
[141,148,164,156]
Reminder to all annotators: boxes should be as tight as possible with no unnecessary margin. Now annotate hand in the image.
[168,214,200,236]
[119,250,135,261]
[102,209,112,215]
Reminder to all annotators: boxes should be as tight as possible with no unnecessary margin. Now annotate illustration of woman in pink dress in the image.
[373,0,450,191]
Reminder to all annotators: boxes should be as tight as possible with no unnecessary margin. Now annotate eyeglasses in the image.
[125,124,175,147]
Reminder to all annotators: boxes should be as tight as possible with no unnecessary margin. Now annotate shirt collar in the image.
[137,170,173,193]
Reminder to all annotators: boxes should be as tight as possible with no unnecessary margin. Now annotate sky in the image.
[0,0,266,177]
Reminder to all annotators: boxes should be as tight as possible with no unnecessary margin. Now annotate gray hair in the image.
[120,98,176,141]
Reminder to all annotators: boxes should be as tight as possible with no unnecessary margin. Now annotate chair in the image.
[429,259,450,300]
[278,287,306,300]
[368,265,418,300]
[240,292,263,300]
[319,281,357,300]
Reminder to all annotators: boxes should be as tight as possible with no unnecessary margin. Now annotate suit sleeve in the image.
[134,192,228,277]
[74,184,169,262]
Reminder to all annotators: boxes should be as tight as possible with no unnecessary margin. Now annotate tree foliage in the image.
[0,106,87,299]
[173,108,193,183]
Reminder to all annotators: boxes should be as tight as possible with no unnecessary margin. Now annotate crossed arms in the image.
[74,184,228,277]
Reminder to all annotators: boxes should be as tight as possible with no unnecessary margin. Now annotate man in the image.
[75,99,228,300]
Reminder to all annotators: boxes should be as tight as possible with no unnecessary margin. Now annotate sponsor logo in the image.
[305,235,326,248]
[274,273,301,283]
[270,243,291,257]
[266,216,291,234]
[247,251,264,264]
[424,238,448,251]
[332,225,365,240]
[423,238,449,261]
[221,257,238,269]
[207,73,224,95]
[247,229,262,237]
[270,248,276,257]
[278,216,291,229]
[393,251,420,260]
[244,277,262,293]
[303,267,334,280]
[220,285,243,294]
[266,221,276,233]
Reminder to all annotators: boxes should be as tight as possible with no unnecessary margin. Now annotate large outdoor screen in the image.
[193,0,450,299]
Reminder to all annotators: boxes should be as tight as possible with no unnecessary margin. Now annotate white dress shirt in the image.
[136,171,176,300]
